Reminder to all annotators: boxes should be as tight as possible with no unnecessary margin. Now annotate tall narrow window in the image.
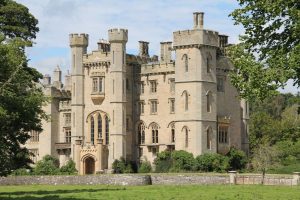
[65,129,71,143]
[182,54,188,72]
[171,124,175,143]
[218,126,228,143]
[99,77,104,92]
[92,78,98,92]
[151,123,159,143]
[138,101,144,114]
[105,116,109,145]
[206,92,211,112]
[217,77,224,92]
[64,113,71,126]
[185,127,189,148]
[138,123,145,144]
[98,114,102,139]
[170,98,175,113]
[150,100,158,114]
[185,92,189,111]
[73,54,75,69]
[170,78,175,93]
[207,128,212,150]
[126,79,130,91]
[150,81,157,93]
[91,116,94,145]
[140,82,144,94]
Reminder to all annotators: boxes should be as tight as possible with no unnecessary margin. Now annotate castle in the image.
[25,12,249,174]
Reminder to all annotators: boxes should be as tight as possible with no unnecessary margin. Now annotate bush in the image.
[112,157,133,173]
[60,159,77,175]
[226,147,247,170]
[33,155,60,175]
[170,150,195,172]
[138,160,152,173]
[195,153,229,172]
[153,151,172,172]
[11,168,31,176]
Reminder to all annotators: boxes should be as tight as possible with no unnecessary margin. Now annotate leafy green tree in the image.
[195,153,229,172]
[252,144,280,184]
[33,155,60,175]
[229,0,300,100]
[60,159,77,175]
[153,151,172,173]
[138,160,152,173]
[226,147,247,170]
[0,0,46,176]
[170,150,195,172]
[112,157,133,174]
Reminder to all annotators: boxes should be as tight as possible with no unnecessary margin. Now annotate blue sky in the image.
[16,0,297,93]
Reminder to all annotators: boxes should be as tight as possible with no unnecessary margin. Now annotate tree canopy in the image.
[0,0,46,176]
[228,0,300,101]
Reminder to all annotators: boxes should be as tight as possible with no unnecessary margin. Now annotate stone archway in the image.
[84,157,95,174]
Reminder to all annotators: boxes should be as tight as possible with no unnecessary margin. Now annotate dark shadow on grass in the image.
[0,188,126,199]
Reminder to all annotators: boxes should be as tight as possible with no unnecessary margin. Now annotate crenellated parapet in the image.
[173,29,219,48]
[108,28,128,43]
[69,33,89,47]
[141,62,175,75]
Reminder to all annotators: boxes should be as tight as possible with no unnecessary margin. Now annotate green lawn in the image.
[0,184,299,200]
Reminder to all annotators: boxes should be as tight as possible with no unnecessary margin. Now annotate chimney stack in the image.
[160,42,172,62]
[193,12,204,29]
[139,41,149,58]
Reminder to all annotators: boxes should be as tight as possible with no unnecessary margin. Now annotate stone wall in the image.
[0,173,299,186]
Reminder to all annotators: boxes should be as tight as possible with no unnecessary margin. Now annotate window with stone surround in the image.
[170,78,175,93]
[218,126,228,143]
[105,116,109,145]
[92,77,104,93]
[207,127,212,150]
[150,100,158,114]
[138,122,145,144]
[140,82,144,94]
[206,91,212,113]
[184,127,189,148]
[91,116,95,145]
[65,129,71,143]
[171,123,175,143]
[64,113,71,127]
[30,131,39,142]
[217,77,224,92]
[98,114,102,139]
[151,124,159,144]
[169,98,175,113]
[150,80,157,93]
[207,53,212,73]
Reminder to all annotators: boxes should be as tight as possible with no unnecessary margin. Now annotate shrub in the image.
[11,168,31,176]
[195,153,229,172]
[60,159,77,175]
[112,157,133,173]
[138,160,152,173]
[153,151,172,172]
[226,147,247,170]
[33,155,60,175]
[170,150,195,172]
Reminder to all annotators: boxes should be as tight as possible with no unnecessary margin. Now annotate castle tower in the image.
[69,33,88,169]
[108,28,128,167]
[173,12,219,155]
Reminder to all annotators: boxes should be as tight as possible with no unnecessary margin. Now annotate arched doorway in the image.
[84,157,95,174]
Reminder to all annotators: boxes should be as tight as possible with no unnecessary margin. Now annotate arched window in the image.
[185,92,189,111]
[91,116,94,145]
[151,123,159,143]
[171,124,175,143]
[184,127,189,148]
[98,114,102,139]
[206,91,212,112]
[105,116,109,145]
[207,128,212,150]
[182,54,188,72]
[138,123,145,144]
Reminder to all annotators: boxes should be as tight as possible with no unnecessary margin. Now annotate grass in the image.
[0,184,299,200]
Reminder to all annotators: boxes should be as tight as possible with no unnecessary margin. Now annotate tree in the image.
[252,144,279,184]
[0,0,46,176]
[33,155,60,175]
[229,0,300,100]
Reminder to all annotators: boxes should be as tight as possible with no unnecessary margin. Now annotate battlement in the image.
[69,33,89,47]
[173,29,219,48]
[141,62,175,74]
[108,28,128,43]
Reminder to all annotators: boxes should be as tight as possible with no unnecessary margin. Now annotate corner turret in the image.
[69,33,89,49]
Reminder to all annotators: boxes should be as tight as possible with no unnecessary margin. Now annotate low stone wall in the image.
[151,174,229,185]
[0,175,151,186]
[0,173,299,186]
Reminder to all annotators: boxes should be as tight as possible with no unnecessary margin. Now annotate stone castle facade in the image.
[25,12,249,174]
